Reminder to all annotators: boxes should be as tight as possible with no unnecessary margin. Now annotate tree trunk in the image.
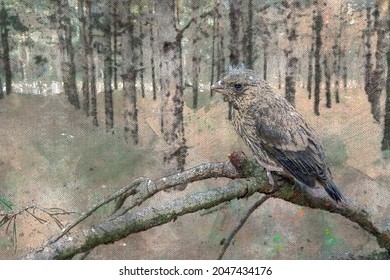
[368,4,385,123]
[148,3,157,101]
[307,10,315,99]
[364,1,373,98]
[113,1,119,91]
[78,0,90,116]
[120,0,139,145]
[103,2,114,132]
[56,0,80,109]
[0,3,12,95]
[210,3,217,90]
[156,1,187,175]
[0,77,3,99]
[313,7,323,116]
[139,22,145,99]
[382,47,390,151]
[332,4,344,104]
[284,0,299,107]
[324,55,331,108]
[246,0,254,69]
[86,0,98,126]
[211,0,225,97]
[342,47,347,90]
[228,0,242,66]
[191,0,201,109]
[263,43,268,81]
[228,0,242,119]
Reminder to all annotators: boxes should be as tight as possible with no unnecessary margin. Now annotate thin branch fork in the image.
[21,153,390,259]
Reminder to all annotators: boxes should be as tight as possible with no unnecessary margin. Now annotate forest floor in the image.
[0,84,389,259]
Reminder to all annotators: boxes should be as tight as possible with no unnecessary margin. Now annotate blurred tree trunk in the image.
[191,0,201,109]
[243,0,254,69]
[228,0,242,66]
[258,8,270,81]
[55,0,80,109]
[342,47,347,90]
[324,55,331,108]
[78,0,90,116]
[364,2,374,99]
[228,0,242,119]
[103,1,114,132]
[284,0,299,107]
[0,77,3,99]
[120,0,140,145]
[307,10,315,99]
[313,6,323,116]
[211,0,225,97]
[148,3,157,101]
[210,2,217,89]
[0,3,12,95]
[216,0,225,80]
[332,4,344,104]
[156,1,187,175]
[368,4,385,123]
[86,0,98,126]
[382,46,390,151]
[139,22,145,99]
[113,1,119,91]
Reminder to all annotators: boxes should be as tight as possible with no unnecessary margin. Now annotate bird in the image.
[210,66,344,203]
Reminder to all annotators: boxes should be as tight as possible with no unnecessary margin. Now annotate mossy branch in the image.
[22,152,390,259]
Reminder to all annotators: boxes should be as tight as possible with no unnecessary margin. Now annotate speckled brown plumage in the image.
[211,67,343,203]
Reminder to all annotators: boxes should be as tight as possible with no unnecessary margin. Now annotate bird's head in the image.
[210,67,262,106]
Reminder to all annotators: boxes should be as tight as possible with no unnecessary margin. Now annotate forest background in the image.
[0,0,390,259]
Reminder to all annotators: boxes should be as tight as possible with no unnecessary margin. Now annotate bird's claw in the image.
[264,170,280,194]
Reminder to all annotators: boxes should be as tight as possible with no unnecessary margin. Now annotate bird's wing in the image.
[250,96,329,188]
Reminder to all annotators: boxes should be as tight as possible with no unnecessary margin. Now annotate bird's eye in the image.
[234,83,242,90]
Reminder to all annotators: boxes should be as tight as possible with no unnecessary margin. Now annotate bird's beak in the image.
[210,80,224,92]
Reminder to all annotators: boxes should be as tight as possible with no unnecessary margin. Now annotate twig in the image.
[218,195,271,259]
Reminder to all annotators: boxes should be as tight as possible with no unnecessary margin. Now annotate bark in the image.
[139,22,145,99]
[210,3,217,90]
[246,0,254,69]
[342,48,347,90]
[0,3,12,95]
[228,0,242,66]
[113,2,119,91]
[364,1,373,98]
[21,154,390,259]
[148,3,157,101]
[103,2,114,132]
[228,0,243,119]
[191,0,201,109]
[121,0,139,145]
[368,4,385,123]
[157,1,187,174]
[86,0,98,126]
[284,0,299,107]
[381,19,390,151]
[307,10,315,99]
[332,4,344,104]
[0,77,3,99]
[313,8,323,116]
[55,0,80,109]
[78,0,90,116]
[211,0,225,97]
[324,55,331,108]
[216,0,225,80]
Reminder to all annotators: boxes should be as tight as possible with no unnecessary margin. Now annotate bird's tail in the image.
[324,180,344,203]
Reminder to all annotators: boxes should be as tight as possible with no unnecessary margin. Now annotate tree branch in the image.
[21,153,390,259]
